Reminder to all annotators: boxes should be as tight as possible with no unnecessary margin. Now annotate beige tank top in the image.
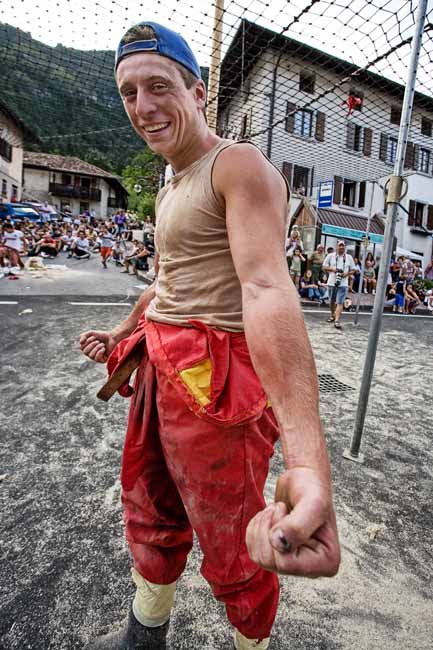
[146,139,289,332]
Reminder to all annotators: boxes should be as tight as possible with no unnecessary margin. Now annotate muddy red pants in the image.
[110,319,280,639]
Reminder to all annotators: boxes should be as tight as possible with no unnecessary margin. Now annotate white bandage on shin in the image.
[131,567,176,628]
[234,630,270,650]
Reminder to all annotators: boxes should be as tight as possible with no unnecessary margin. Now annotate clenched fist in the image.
[79,330,118,364]
[246,468,340,577]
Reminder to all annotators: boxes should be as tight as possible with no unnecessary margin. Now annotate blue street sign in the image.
[321,223,384,244]
[318,181,334,208]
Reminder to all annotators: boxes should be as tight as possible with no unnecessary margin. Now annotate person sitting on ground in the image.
[34,232,59,258]
[350,257,361,293]
[121,241,148,274]
[68,231,91,259]
[404,279,421,315]
[299,269,324,302]
[289,246,305,290]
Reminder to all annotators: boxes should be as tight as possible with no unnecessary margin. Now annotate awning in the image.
[396,247,424,261]
[317,208,384,236]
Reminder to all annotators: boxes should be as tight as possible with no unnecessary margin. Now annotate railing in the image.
[49,183,101,201]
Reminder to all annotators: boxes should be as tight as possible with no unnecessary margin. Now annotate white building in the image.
[0,99,36,202]
[218,19,433,262]
[22,152,128,217]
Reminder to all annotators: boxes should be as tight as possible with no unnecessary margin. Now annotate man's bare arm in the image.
[213,145,340,577]
[79,255,158,363]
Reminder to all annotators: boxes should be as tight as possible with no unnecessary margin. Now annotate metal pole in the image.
[354,181,375,326]
[343,0,428,463]
[206,0,224,133]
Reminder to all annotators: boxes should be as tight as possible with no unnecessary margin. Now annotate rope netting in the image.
[0,0,432,191]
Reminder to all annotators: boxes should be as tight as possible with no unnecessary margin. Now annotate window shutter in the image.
[427,205,433,231]
[405,141,415,169]
[358,181,366,208]
[346,122,355,150]
[379,133,387,161]
[363,128,373,157]
[333,176,343,205]
[282,162,292,184]
[285,102,296,133]
[413,145,419,171]
[315,112,325,142]
[408,200,415,226]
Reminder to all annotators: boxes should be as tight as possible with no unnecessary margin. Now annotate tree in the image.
[122,147,164,220]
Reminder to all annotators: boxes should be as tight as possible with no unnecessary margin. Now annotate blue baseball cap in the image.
[115,21,201,79]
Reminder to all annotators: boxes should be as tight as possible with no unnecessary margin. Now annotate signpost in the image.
[321,223,384,245]
[318,181,334,208]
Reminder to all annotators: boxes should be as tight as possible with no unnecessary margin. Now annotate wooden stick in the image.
[97,347,144,402]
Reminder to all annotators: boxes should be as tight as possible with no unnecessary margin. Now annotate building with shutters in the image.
[218,19,433,261]
[0,99,37,202]
[22,152,128,217]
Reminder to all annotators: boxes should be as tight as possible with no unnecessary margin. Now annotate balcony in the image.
[49,182,101,201]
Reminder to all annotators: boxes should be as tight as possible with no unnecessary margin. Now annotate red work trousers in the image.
[117,321,280,639]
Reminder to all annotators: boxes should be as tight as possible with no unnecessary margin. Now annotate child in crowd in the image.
[289,246,305,290]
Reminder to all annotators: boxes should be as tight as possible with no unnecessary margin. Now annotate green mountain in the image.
[0,23,208,175]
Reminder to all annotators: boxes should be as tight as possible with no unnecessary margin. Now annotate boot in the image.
[84,607,169,650]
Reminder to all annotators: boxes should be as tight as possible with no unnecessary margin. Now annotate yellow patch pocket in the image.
[179,358,212,407]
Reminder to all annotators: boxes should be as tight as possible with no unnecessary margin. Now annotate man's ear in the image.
[195,79,207,109]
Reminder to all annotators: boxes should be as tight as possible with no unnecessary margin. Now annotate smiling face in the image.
[116,53,206,166]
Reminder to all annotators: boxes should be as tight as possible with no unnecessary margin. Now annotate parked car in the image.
[0,203,40,222]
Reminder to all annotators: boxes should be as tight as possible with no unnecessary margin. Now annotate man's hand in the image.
[79,330,118,364]
[246,468,340,577]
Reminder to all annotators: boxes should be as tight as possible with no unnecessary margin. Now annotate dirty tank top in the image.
[145,139,289,332]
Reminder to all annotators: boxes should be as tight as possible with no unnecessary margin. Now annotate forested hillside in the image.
[0,23,208,174]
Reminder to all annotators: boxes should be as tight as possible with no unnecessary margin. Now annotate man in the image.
[68,230,91,259]
[323,240,355,330]
[80,21,340,650]
[309,243,325,285]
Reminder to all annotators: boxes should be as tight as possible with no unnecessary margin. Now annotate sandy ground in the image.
[0,299,432,650]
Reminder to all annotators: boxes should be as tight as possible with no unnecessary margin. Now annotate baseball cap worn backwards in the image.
[115,21,201,79]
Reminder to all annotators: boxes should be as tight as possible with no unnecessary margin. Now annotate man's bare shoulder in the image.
[213,142,287,198]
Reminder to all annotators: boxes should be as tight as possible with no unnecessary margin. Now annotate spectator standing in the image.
[100,227,115,268]
[309,244,325,285]
[323,240,355,330]
[285,227,303,269]
[0,223,25,270]
[363,252,377,294]
[289,247,305,290]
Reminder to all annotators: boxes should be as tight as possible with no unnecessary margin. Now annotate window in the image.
[415,202,425,227]
[294,109,313,138]
[1,179,7,197]
[81,177,91,188]
[299,71,315,94]
[386,137,398,164]
[0,136,12,162]
[62,174,72,186]
[421,117,432,137]
[419,148,431,174]
[342,179,357,207]
[11,184,18,200]
[390,106,401,125]
[358,181,366,209]
[408,200,426,228]
[80,202,89,214]
[346,124,363,152]
[292,166,309,195]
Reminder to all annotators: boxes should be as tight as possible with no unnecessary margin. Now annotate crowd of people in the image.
[0,209,155,279]
[285,226,433,326]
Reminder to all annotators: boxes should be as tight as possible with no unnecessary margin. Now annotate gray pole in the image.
[354,181,375,326]
[343,0,428,463]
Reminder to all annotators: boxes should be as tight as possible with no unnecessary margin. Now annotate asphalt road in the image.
[1,262,432,650]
